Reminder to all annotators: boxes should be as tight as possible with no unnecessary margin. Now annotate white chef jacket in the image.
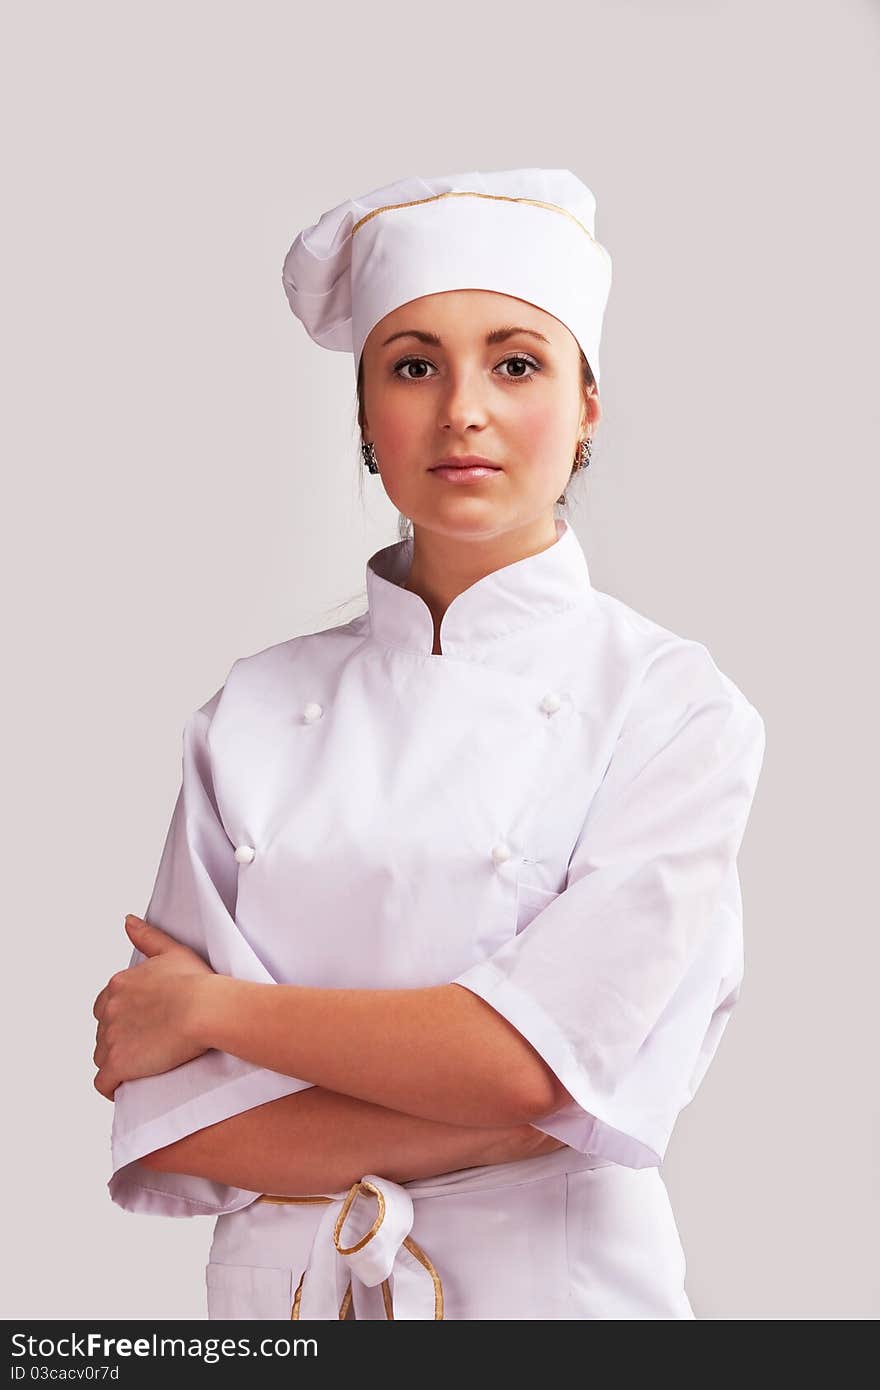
[107,516,765,1318]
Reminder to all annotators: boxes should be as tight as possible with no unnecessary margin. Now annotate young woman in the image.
[92,169,766,1320]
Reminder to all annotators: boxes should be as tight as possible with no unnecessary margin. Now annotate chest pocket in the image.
[515,881,562,935]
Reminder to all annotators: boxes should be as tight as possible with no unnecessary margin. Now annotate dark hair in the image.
[353,348,597,541]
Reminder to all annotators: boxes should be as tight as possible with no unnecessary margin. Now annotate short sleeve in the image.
[451,650,767,1170]
[108,685,315,1218]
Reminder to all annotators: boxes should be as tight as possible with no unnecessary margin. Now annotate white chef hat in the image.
[281,167,612,385]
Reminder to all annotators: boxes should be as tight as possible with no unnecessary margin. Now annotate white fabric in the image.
[205,1147,693,1320]
[289,1172,434,1320]
[281,168,613,381]
[108,518,765,1263]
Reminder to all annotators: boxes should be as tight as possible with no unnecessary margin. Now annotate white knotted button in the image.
[491,841,512,865]
[303,701,324,722]
[539,691,562,715]
[234,844,256,864]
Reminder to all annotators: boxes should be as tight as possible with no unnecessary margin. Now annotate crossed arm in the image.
[185,974,567,1125]
[142,1085,567,1196]
[100,925,572,1194]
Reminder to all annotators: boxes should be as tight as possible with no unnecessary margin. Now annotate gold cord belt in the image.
[259,1177,444,1320]
[255,1148,612,1320]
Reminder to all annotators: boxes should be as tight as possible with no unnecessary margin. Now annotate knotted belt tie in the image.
[259,1173,444,1319]
[257,1148,614,1320]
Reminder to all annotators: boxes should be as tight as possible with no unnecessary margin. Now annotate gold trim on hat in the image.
[350,189,610,261]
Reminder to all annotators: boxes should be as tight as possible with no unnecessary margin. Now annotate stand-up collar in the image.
[365,517,596,659]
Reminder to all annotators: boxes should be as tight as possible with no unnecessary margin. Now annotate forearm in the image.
[143,1085,551,1194]
[190,977,566,1128]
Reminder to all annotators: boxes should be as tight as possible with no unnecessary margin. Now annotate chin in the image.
[410,505,523,541]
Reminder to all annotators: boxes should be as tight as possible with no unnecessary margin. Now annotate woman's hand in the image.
[92,916,216,1100]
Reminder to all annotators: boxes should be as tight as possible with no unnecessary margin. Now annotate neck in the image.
[403,516,562,648]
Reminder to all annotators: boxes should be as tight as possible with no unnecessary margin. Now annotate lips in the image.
[429,458,504,485]
[430,456,502,470]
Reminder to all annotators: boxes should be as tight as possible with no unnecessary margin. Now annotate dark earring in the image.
[576,435,592,470]
[362,441,380,474]
[557,435,592,506]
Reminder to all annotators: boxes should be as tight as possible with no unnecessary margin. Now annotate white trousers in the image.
[206,1147,695,1320]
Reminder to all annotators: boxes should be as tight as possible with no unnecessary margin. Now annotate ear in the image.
[578,390,589,439]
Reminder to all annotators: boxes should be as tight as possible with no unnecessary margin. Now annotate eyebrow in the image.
[380,324,553,349]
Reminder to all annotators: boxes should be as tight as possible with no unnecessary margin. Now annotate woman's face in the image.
[360,289,600,542]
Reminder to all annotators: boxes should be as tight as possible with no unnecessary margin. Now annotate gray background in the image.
[3,0,877,1320]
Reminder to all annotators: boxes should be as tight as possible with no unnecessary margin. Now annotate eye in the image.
[391,353,543,383]
[392,356,437,382]
[496,354,541,382]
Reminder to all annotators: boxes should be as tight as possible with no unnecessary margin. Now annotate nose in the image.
[437,367,491,433]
